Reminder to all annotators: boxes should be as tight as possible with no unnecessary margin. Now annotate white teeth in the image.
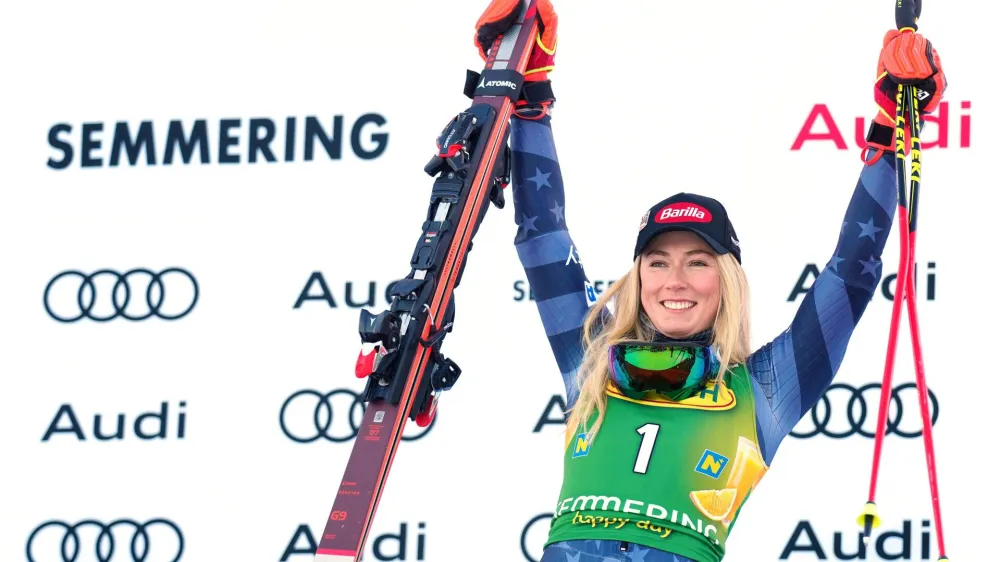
[661,301,694,310]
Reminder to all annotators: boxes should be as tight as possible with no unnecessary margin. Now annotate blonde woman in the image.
[472,0,949,560]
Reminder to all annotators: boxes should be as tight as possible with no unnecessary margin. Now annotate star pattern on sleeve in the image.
[512,156,567,245]
[528,167,552,190]
[827,255,844,273]
[825,171,895,288]
[550,199,565,223]
[857,217,883,241]
[520,213,539,233]
[859,255,880,278]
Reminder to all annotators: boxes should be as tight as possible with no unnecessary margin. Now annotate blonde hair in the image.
[566,253,752,446]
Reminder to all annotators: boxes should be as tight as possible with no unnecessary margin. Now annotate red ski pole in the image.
[856,0,919,546]
[856,79,911,546]
[858,2,950,560]
[901,81,949,562]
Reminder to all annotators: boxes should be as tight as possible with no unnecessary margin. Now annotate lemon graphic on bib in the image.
[689,437,768,527]
[689,488,738,521]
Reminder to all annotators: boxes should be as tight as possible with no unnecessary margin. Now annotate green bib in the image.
[545,366,769,562]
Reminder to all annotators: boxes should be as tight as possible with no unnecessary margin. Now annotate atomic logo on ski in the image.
[473,69,525,99]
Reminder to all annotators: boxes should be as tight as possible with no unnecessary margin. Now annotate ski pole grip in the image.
[895,0,921,31]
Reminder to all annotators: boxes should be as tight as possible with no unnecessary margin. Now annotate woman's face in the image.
[638,230,722,339]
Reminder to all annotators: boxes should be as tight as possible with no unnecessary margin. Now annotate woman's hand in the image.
[873,29,947,125]
[864,29,947,154]
[474,0,559,116]
[474,0,558,82]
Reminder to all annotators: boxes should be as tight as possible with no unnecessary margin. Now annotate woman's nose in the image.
[661,266,689,290]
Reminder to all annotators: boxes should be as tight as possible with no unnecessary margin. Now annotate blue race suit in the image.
[510,113,897,562]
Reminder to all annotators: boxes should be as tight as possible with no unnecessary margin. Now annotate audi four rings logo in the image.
[280,389,436,443]
[790,382,939,439]
[26,518,184,562]
[43,268,199,322]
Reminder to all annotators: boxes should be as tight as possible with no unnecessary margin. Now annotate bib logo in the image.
[572,433,591,458]
[655,203,712,224]
[694,449,729,479]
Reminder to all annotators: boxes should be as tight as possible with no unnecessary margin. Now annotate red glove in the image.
[865,29,947,156]
[875,30,946,123]
[474,0,558,83]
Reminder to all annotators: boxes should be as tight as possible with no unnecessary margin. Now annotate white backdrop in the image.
[0,0,995,560]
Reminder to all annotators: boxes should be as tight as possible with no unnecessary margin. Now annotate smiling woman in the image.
[564,192,752,447]
[640,232,725,339]
[640,235,721,335]
[482,0,951,558]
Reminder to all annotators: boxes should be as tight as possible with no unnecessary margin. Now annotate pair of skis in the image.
[858,1,950,561]
[310,2,542,560]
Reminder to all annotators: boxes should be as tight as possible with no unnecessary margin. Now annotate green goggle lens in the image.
[609,342,717,400]
[623,346,692,371]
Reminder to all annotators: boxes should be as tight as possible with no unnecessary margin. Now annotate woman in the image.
[475,1,948,561]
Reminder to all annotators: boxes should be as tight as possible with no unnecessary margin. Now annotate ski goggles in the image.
[608,341,718,401]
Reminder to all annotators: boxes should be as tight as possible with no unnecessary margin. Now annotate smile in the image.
[661,300,695,310]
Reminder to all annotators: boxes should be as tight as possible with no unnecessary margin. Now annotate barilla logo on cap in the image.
[654,203,712,224]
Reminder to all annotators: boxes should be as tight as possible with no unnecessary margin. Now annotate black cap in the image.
[633,193,741,264]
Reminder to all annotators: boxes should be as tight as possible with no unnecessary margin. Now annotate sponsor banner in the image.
[45,114,389,169]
